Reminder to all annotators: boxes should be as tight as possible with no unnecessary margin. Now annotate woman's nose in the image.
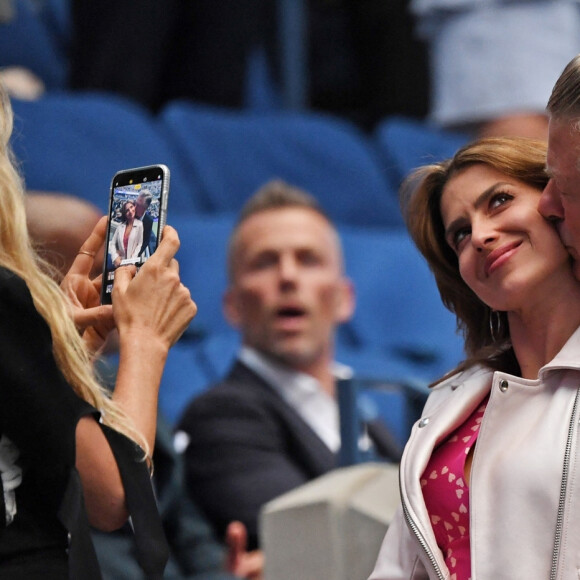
[471,221,497,251]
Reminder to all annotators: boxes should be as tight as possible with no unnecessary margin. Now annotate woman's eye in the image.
[452,227,470,250]
[490,192,513,209]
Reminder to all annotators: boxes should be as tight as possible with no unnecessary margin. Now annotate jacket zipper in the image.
[401,483,445,580]
[402,385,580,580]
[550,386,580,580]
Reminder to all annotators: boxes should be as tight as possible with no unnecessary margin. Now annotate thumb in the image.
[111,265,136,299]
[225,521,247,572]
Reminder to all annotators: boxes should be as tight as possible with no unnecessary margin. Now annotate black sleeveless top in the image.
[0,268,167,579]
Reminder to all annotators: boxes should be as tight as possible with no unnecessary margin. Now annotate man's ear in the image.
[336,277,356,324]
[223,287,242,328]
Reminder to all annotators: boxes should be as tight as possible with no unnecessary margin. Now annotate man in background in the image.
[135,189,154,257]
[176,180,401,552]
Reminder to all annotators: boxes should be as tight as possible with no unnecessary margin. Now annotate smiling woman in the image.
[369,137,580,580]
[439,163,570,317]
[402,137,551,359]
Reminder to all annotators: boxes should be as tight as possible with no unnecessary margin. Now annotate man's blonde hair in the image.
[227,179,342,281]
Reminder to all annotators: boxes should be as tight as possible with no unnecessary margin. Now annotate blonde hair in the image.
[0,87,145,452]
[401,137,549,376]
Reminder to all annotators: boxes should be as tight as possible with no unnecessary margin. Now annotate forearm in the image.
[75,335,168,531]
[75,335,169,530]
[76,415,128,531]
[112,331,169,453]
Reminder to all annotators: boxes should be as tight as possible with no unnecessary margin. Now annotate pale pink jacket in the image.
[109,219,144,265]
[370,326,580,580]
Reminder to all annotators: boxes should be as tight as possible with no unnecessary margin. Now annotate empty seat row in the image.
[10,92,468,229]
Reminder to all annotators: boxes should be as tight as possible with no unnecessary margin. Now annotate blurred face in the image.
[440,164,571,312]
[135,194,147,217]
[225,207,354,370]
[123,202,136,221]
[539,118,580,276]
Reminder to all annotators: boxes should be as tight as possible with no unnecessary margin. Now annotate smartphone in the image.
[101,164,170,304]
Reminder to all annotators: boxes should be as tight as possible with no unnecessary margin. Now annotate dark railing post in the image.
[337,377,360,467]
[277,0,308,110]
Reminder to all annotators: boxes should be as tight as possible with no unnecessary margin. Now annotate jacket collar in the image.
[539,324,580,378]
[410,365,491,456]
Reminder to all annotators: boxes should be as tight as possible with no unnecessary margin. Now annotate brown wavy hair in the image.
[400,137,550,377]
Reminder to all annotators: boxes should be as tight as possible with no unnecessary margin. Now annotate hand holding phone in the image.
[111,224,196,349]
[101,164,170,304]
[62,215,115,353]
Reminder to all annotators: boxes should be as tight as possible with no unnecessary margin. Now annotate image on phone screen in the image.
[102,165,168,304]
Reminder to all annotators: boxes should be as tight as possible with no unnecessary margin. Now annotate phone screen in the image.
[101,164,169,304]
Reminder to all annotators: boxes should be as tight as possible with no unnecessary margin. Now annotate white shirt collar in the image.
[238,346,352,452]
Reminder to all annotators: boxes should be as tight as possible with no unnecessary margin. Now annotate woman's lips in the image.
[484,241,522,277]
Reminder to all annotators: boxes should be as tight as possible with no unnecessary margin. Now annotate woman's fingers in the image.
[68,216,108,276]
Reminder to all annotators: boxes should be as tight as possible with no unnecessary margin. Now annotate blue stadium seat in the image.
[160,101,403,228]
[159,332,239,425]
[0,0,69,90]
[338,225,465,384]
[162,215,463,426]
[10,92,194,214]
[374,116,470,191]
[170,213,236,340]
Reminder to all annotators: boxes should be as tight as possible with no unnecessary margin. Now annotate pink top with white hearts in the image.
[420,396,488,580]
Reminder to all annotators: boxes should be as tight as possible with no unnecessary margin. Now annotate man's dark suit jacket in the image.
[176,361,402,551]
[138,212,154,256]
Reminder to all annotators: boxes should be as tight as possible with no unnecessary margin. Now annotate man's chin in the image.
[268,343,319,369]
